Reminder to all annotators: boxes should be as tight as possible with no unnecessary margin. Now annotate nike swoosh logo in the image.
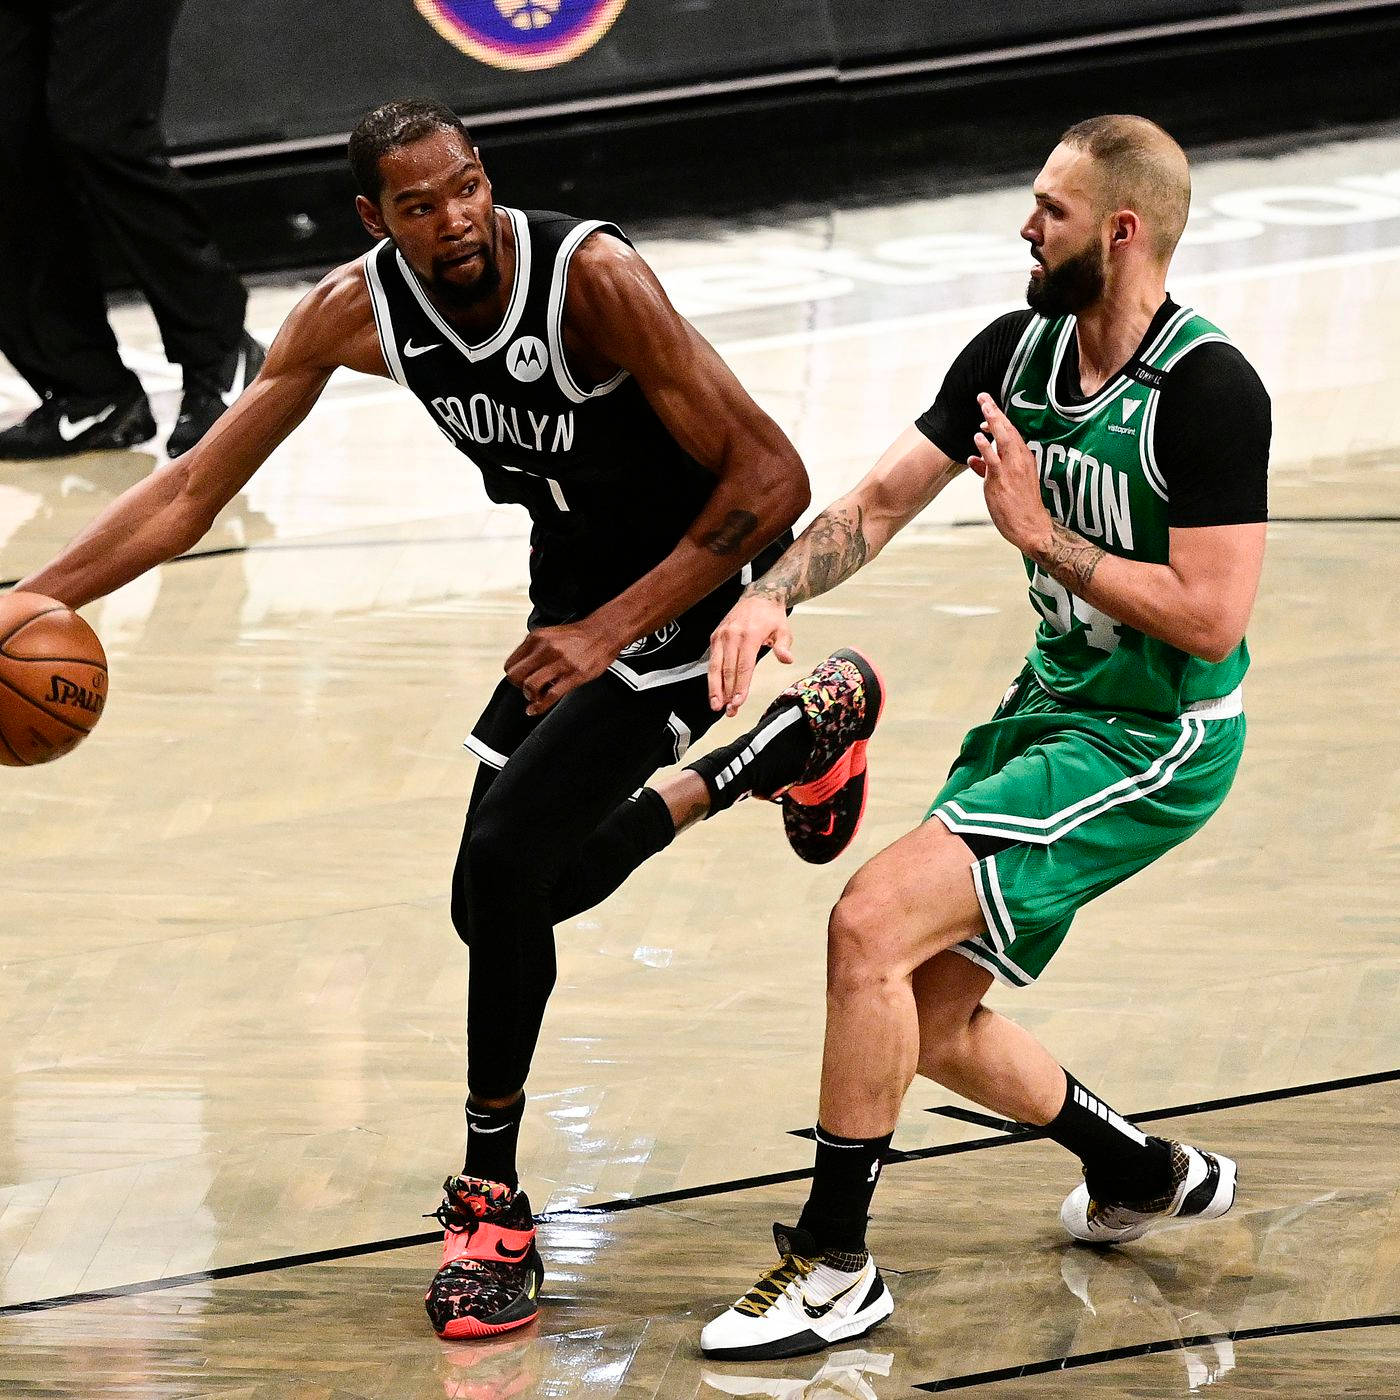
[57,405,115,442]
[404,340,441,358]
[801,1275,863,1319]
[221,348,249,408]
[494,1239,531,1261]
[1010,391,1048,411]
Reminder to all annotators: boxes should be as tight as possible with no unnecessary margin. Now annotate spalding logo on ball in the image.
[414,0,628,71]
[0,592,109,767]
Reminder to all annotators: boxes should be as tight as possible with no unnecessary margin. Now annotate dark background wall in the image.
[147,0,1400,276]
[163,0,1387,152]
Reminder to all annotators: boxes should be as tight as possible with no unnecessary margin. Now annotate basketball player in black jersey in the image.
[15,98,887,1339]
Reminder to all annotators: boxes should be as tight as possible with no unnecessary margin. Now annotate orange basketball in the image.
[0,592,108,767]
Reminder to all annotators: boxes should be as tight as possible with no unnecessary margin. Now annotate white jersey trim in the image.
[547,220,630,406]
[394,206,531,363]
[608,651,709,690]
[462,733,509,769]
[1047,304,1195,421]
[363,244,408,388]
[1001,316,1049,403]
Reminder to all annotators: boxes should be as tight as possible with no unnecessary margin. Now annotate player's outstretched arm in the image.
[708,426,965,715]
[16,265,384,610]
[504,232,812,713]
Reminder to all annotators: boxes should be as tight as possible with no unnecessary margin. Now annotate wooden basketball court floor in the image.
[1,127,1398,1398]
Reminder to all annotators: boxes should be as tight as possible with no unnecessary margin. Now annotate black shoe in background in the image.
[166,331,266,457]
[0,386,156,461]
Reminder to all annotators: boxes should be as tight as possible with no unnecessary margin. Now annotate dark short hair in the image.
[347,98,475,201]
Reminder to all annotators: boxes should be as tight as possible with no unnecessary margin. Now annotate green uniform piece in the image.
[931,307,1251,986]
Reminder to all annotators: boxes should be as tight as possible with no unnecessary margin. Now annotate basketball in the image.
[0,591,108,767]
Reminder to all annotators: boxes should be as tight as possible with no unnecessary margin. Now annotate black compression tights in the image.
[451,673,714,1101]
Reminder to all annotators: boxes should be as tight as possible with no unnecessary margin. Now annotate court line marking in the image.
[2,514,1394,592]
[916,1312,1400,1392]
[790,1065,1400,1144]
[223,242,1400,414]
[714,244,1400,357]
[1,1065,1393,1318]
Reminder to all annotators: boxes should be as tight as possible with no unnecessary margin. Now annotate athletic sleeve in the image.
[915,310,1036,463]
[1154,343,1271,527]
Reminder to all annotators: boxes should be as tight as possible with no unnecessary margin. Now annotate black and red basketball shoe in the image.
[425,1177,543,1339]
[754,648,886,864]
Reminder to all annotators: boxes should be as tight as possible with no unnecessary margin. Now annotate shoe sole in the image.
[700,1287,894,1362]
[783,648,886,863]
[439,1310,538,1340]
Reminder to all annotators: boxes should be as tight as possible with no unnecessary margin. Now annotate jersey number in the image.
[1030,566,1121,653]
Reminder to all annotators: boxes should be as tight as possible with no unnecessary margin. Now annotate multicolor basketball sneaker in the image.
[754,648,886,864]
[425,1177,543,1339]
[1061,1140,1238,1244]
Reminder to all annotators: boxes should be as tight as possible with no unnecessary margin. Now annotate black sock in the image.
[549,787,677,923]
[684,702,812,815]
[796,1124,893,1257]
[463,1092,525,1191]
[1044,1071,1171,1201]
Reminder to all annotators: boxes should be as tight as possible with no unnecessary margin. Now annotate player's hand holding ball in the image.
[0,592,108,766]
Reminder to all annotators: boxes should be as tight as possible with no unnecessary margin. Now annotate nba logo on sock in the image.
[414,0,630,70]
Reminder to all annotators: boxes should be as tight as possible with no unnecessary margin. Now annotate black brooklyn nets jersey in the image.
[363,208,768,633]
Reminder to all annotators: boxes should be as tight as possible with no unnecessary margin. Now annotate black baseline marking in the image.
[788,1066,1400,1148]
[4,1066,1393,1319]
[5,514,1400,591]
[916,1312,1400,1392]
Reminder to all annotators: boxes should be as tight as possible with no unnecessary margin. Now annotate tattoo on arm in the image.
[701,509,759,557]
[746,503,870,607]
[1039,520,1105,595]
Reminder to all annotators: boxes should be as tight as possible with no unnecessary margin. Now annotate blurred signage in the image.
[413,0,630,70]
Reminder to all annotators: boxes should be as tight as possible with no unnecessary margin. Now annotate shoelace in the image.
[425,1186,486,1235]
[736,1252,817,1317]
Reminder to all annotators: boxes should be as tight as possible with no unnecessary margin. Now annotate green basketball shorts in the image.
[927,668,1246,987]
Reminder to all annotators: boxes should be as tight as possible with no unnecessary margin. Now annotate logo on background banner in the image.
[507,335,549,382]
[414,0,629,71]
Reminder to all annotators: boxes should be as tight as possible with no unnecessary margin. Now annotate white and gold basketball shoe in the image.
[1061,1139,1238,1244]
[700,1224,894,1362]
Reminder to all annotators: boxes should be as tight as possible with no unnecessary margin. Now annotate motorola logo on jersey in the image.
[507,336,549,383]
[413,0,629,72]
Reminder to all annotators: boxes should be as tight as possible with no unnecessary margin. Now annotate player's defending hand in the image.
[506,619,622,716]
[969,392,1052,556]
[708,593,794,717]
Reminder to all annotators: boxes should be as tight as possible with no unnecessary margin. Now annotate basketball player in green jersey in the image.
[689,114,1271,1360]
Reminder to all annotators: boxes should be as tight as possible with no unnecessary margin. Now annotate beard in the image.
[1026,239,1105,317]
[428,247,502,308]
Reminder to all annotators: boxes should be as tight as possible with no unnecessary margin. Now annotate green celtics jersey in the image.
[1000,305,1249,717]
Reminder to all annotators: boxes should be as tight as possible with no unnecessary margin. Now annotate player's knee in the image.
[825,882,900,998]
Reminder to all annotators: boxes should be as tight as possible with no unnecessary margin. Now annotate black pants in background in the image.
[453,669,720,1100]
[0,0,246,399]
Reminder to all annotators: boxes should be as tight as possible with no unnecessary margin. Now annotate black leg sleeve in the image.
[451,674,690,1101]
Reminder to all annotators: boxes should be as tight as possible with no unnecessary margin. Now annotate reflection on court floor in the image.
[1,128,1397,1397]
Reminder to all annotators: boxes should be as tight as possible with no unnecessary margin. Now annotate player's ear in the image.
[1110,209,1140,248]
[356,195,387,241]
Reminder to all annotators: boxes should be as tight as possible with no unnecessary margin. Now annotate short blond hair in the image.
[1060,114,1191,259]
